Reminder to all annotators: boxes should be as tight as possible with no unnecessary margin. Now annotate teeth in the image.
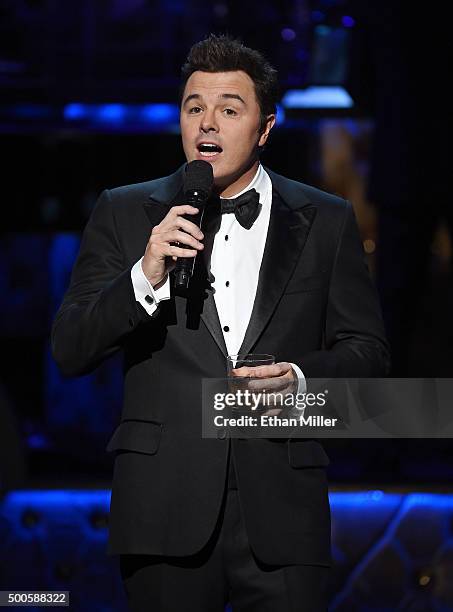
[200,151,219,157]
[199,143,221,152]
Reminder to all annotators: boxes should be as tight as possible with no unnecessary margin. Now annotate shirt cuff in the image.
[131,257,171,316]
[289,362,307,395]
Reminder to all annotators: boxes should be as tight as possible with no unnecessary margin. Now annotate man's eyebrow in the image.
[183,93,202,106]
[219,93,246,105]
[182,93,246,106]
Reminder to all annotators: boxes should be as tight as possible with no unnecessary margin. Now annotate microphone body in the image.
[173,189,208,290]
[174,160,214,290]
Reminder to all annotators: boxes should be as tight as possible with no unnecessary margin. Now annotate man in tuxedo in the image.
[52,34,390,611]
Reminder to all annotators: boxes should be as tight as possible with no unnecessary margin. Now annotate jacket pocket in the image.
[287,439,330,468]
[106,419,163,455]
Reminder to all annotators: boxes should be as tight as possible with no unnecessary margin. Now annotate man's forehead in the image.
[183,70,255,97]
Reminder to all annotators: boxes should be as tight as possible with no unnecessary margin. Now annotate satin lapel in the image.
[142,200,172,226]
[142,165,186,226]
[199,288,228,357]
[238,190,317,356]
[197,201,227,357]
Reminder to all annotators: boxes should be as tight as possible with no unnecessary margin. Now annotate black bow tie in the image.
[220,188,262,229]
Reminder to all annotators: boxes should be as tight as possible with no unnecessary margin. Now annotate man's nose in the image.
[200,110,218,133]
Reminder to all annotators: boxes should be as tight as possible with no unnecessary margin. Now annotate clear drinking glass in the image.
[226,354,275,409]
[226,353,275,375]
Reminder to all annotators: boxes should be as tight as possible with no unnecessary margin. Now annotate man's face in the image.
[180,70,275,197]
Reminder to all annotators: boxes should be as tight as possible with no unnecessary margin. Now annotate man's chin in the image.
[212,172,232,194]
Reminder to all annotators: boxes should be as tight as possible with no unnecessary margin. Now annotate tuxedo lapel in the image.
[238,174,317,356]
[199,289,228,357]
[197,199,228,356]
[142,200,172,227]
[142,164,185,226]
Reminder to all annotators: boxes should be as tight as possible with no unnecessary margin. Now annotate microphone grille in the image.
[183,160,214,195]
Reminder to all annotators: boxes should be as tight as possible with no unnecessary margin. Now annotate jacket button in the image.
[217,428,227,440]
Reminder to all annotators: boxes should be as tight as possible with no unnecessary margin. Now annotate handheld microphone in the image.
[174,160,214,290]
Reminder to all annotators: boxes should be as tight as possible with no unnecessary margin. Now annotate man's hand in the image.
[231,362,296,389]
[231,362,298,414]
[142,205,204,288]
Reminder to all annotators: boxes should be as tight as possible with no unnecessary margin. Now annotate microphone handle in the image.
[173,190,207,290]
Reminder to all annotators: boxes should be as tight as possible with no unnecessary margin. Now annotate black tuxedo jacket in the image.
[51,165,390,566]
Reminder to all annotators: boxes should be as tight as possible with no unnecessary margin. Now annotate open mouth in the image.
[197,143,223,158]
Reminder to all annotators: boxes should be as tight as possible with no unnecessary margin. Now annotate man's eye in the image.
[224,108,237,116]
[188,107,202,114]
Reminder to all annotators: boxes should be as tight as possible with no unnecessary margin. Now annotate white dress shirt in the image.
[130,164,305,391]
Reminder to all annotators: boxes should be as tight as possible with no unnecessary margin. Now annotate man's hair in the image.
[180,34,279,133]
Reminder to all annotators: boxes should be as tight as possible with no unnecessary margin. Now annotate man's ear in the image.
[258,114,276,147]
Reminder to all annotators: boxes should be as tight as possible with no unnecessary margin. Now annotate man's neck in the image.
[215,160,260,198]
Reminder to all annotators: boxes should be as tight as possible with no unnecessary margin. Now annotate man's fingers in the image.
[147,229,204,260]
[142,205,203,285]
[231,365,273,378]
[148,244,197,259]
[168,229,204,250]
[152,229,203,251]
[170,204,199,216]
[263,408,283,416]
[167,245,198,258]
[230,361,297,398]
[231,362,292,378]
[174,217,204,239]
[155,217,204,240]
[152,206,203,237]
[248,377,292,392]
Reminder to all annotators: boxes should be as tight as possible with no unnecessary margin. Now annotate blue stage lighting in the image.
[282,86,353,109]
[342,15,355,28]
[275,104,285,125]
[63,103,87,120]
[141,104,179,124]
[281,28,296,42]
[96,104,126,122]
